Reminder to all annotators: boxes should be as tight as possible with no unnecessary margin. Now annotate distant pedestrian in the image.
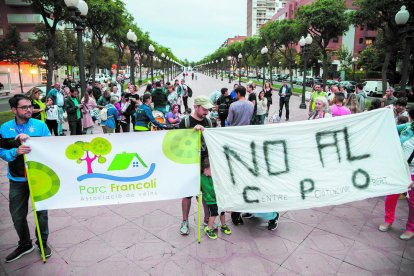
[278,80,292,121]
[64,88,83,135]
[191,72,194,80]
[330,92,351,117]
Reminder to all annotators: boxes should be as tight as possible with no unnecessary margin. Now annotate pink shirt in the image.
[330,104,351,117]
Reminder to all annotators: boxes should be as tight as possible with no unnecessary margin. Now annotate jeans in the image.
[9,180,49,246]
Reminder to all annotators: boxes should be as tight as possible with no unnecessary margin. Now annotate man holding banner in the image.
[179,95,213,235]
[0,95,52,263]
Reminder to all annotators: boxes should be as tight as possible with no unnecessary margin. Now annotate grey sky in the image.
[123,0,247,62]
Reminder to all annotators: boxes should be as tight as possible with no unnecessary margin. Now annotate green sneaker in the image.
[220,224,232,235]
[204,226,217,240]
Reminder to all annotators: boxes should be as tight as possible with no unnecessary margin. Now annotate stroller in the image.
[151,110,166,131]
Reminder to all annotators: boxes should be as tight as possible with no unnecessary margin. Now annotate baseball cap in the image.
[194,95,214,109]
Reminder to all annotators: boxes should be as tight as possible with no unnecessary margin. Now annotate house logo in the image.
[65,137,155,182]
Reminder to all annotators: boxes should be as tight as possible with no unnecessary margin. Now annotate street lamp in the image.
[261,46,268,87]
[227,56,232,83]
[126,29,137,85]
[221,58,224,81]
[395,5,413,89]
[148,44,155,83]
[215,60,218,79]
[351,56,358,81]
[161,52,166,83]
[65,0,88,98]
[238,53,242,85]
[299,34,312,109]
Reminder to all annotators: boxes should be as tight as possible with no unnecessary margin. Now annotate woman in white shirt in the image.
[256,91,268,125]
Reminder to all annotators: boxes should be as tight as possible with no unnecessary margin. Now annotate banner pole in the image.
[23,154,46,263]
[197,130,202,244]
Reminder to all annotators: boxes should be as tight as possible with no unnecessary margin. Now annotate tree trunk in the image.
[322,50,328,88]
[382,51,391,95]
[17,60,23,93]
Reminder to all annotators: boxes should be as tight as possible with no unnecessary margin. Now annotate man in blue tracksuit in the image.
[0,94,51,263]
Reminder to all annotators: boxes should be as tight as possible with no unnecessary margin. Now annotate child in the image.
[45,97,59,136]
[201,157,231,239]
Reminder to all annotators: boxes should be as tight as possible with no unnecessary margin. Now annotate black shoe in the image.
[241,213,253,219]
[231,212,244,225]
[37,244,52,258]
[286,118,289,121]
[268,213,280,231]
[5,245,34,263]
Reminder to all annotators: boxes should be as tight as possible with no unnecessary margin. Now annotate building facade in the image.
[247,0,290,37]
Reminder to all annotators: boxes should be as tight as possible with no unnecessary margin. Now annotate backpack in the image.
[99,106,108,121]
[218,96,230,116]
[183,115,212,128]
[187,86,193,98]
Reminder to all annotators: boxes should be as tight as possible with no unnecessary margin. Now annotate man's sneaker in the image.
[5,245,34,263]
[220,224,232,235]
[231,213,244,225]
[268,213,280,231]
[204,226,217,240]
[241,213,253,219]
[180,220,189,235]
[37,244,52,258]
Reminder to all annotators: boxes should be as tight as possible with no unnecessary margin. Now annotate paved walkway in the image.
[0,73,413,275]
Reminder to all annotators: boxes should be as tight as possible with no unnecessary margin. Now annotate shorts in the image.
[207,204,224,217]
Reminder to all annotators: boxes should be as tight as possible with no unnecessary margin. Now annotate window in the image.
[365,38,375,46]
[359,38,363,44]
[360,25,364,30]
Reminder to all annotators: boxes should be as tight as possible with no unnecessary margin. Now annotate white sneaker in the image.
[180,220,189,235]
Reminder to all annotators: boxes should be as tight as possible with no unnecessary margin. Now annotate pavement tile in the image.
[110,202,157,219]
[336,262,374,276]
[214,255,280,276]
[79,211,129,236]
[13,258,71,276]
[148,251,222,276]
[355,225,407,257]
[272,266,301,275]
[328,205,373,221]
[403,241,414,261]
[363,208,406,232]
[154,219,200,250]
[281,244,342,275]
[47,225,96,252]
[0,224,19,253]
[343,197,380,213]
[65,206,112,222]
[59,237,118,268]
[71,252,149,276]
[119,236,177,271]
[399,258,414,276]
[98,222,151,251]
[301,228,354,260]
[1,247,45,275]
[272,217,314,244]
[282,209,327,227]
[133,209,180,235]
[344,241,402,274]
[316,213,365,240]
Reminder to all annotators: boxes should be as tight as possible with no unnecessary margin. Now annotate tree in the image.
[85,0,125,82]
[336,44,353,78]
[260,20,283,84]
[296,0,350,86]
[27,0,70,92]
[352,0,413,90]
[0,26,37,93]
[65,137,112,174]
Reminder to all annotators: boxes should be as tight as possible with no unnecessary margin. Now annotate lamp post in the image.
[221,58,224,81]
[215,60,218,79]
[65,0,88,98]
[148,44,155,83]
[351,57,358,81]
[227,56,232,83]
[42,55,48,84]
[161,52,165,83]
[261,46,268,87]
[126,29,137,85]
[299,34,313,109]
[238,53,242,85]
[395,5,413,89]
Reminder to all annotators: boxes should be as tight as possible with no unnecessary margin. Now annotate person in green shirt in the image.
[201,157,232,240]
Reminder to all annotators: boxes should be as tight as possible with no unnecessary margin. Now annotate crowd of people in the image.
[0,72,413,264]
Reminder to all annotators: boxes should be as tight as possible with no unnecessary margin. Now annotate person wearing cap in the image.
[134,94,167,131]
[178,95,214,235]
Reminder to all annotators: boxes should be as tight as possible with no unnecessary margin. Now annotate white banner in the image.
[25,130,200,211]
[204,108,411,213]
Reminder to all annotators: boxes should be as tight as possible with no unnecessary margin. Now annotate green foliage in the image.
[296,0,350,84]
[336,45,353,72]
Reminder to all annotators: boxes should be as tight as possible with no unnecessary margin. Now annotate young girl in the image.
[45,97,59,135]
[201,157,231,240]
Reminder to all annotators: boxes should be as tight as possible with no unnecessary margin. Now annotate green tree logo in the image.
[65,137,112,174]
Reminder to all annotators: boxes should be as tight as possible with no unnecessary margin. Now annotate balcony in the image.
[5,0,31,5]
[7,14,43,24]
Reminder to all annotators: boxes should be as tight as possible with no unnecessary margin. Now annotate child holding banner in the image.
[201,157,232,239]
